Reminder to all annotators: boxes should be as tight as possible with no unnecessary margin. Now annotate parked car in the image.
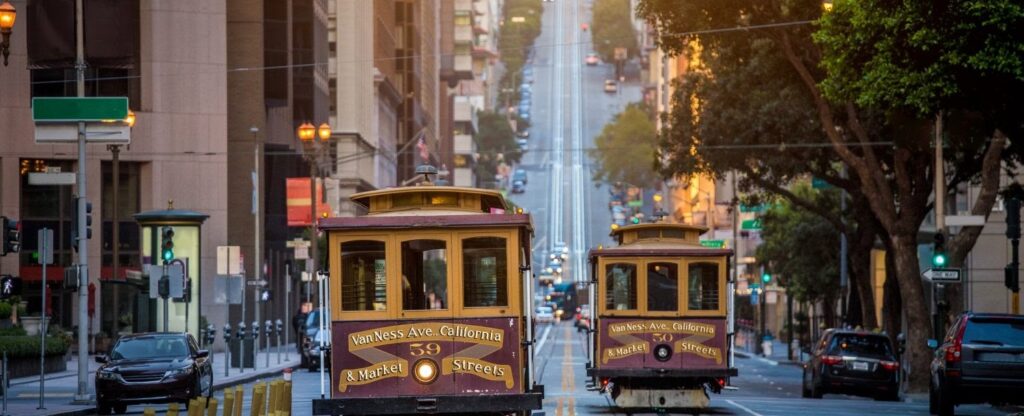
[535,306,555,324]
[585,52,600,66]
[517,138,529,150]
[520,111,530,121]
[516,128,530,138]
[802,329,900,401]
[512,168,528,184]
[95,333,214,414]
[511,180,526,194]
[523,67,535,83]
[929,313,1024,416]
[603,79,618,93]
[303,328,332,371]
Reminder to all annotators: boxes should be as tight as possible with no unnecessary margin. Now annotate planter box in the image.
[5,354,67,379]
[21,317,50,336]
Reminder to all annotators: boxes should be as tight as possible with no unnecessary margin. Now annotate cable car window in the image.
[462,237,508,307]
[647,262,678,311]
[402,239,448,310]
[661,229,685,239]
[605,263,637,311]
[638,229,660,239]
[340,240,387,311]
[688,262,719,310]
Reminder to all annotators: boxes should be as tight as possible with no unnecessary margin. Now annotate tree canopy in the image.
[474,110,522,184]
[588,103,660,187]
[592,0,639,61]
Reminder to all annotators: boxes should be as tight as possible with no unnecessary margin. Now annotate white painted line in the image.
[535,324,554,352]
[727,399,766,416]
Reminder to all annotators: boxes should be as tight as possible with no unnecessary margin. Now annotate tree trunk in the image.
[848,228,879,329]
[882,249,902,346]
[890,234,932,392]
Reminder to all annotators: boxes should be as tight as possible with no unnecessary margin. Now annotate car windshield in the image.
[827,334,893,359]
[111,336,190,360]
[964,318,1024,346]
[304,310,321,329]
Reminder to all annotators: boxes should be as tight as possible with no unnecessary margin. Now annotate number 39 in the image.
[409,343,441,356]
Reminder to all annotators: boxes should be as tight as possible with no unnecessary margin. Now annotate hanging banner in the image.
[286,178,332,226]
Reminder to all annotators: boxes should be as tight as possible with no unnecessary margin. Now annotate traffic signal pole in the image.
[73,0,90,402]
[932,113,946,338]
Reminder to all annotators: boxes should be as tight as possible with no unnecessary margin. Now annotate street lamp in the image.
[0,0,16,67]
[297,121,332,283]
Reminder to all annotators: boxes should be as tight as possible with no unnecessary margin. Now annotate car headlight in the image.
[166,366,194,378]
[98,370,119,380]
[413,359,439,384]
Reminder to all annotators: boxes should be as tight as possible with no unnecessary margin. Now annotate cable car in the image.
[312,178,545,415]
[586,223,737,410]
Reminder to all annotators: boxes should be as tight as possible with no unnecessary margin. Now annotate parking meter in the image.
[265,320,273,336]
[252,320,260,340]
[206,324,217,346]
[223,323,232,341]
[237,322,247,340]
[275,319,284,335]
[222,323,232,377]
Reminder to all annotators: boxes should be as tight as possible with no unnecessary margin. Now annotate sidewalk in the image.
[1,344,302,416]
[734,337,804,367]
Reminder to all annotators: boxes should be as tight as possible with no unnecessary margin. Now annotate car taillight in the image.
[821,355,843,366]
[945,320,969,364]
[880,360,899,371]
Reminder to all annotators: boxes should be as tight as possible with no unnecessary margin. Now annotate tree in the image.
[498,0,544,105]
[474,110,523,184]
[588,103,659,187]
[592,0,639,62]
[757,183,841,327]
[637,0,1018,391]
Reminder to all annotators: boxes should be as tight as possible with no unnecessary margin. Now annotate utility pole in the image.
[1005,198,1021,315]
[108,144,121,338]
[253,130,262,369]
[839,165,848,326]
[73,0,90,402]
[933,112,947,337]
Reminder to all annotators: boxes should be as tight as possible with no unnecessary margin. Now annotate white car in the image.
[535,306,555,324]
[517,138,529,150]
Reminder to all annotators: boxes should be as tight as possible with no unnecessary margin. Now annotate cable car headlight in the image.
[413,359,439,384]
[654,344,673,362]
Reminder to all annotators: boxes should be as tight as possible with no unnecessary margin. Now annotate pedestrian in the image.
[292,306,308,353]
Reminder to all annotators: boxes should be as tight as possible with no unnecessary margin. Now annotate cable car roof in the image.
[590,223,732,258]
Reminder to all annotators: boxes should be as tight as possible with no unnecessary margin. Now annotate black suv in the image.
[802,329,901,401]
[929,313,1024,416]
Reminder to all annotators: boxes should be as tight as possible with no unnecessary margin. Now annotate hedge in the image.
[0,335,70,358]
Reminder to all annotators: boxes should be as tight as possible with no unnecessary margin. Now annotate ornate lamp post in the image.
[0,0,17,66]
[297,122,332,283]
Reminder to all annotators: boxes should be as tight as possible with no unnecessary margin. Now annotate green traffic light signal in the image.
[932,232,946,267]
[933,252,947,267]
[161,226,175,264]
[631,217,640,224]
[762,273,771,284]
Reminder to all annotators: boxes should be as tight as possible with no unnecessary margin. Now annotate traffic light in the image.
[1005,264,1019,292]
[932,232,947,267]
[70,198,93,252]
[1006,197,1021,240]
[761,272,771,284]
[1,217,20,256]
[161,226,175,264]
[631,216,641,225]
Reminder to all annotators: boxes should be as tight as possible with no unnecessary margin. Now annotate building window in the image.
[18,159,76,267]
[462,237,507,307]
[687,262,720,311]
[401,239,448,310]
[340,240,387,311]
[101,161,142,275]
[647,262,678,312]
[605,263,637,311]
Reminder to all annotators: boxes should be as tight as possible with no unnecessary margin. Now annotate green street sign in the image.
[700,240,725,248]
[32,97,129,122]
[739,203,768,213]
[741,218,762,230]
[627,200,643,208]
[812,177,834,190]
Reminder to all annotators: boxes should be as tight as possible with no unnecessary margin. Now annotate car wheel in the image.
[936,382,955,416]
[97,400,112,415]
[929,381,938,415]
[113,403,128,414]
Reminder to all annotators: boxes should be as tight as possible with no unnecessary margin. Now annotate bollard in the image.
[167,402,181,416]
[250,382,266,416]
[233,385,244,416]
[223,389,235,416]
[186,399,197,416]
[143,407,156,416]
[283,381,292,414]
[267,380,279,413]
[207,398,218,416]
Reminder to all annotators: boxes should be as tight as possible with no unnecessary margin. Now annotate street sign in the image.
[146,263,185,299]
[28,172,76,186]
[741,218,762,230]
[32,97,129,122]
[700,239,725,248]
[294,247,309,260]
[627,200,643,208]
[37,228,54,265]
[924,268,961,283]
[216,246,241,275]
[247,279,268,287]
[285,239,311,248]
[34,123,131,144]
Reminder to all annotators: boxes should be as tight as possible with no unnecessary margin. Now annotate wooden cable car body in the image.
[311,186,544,416]
[586,223,737,410]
